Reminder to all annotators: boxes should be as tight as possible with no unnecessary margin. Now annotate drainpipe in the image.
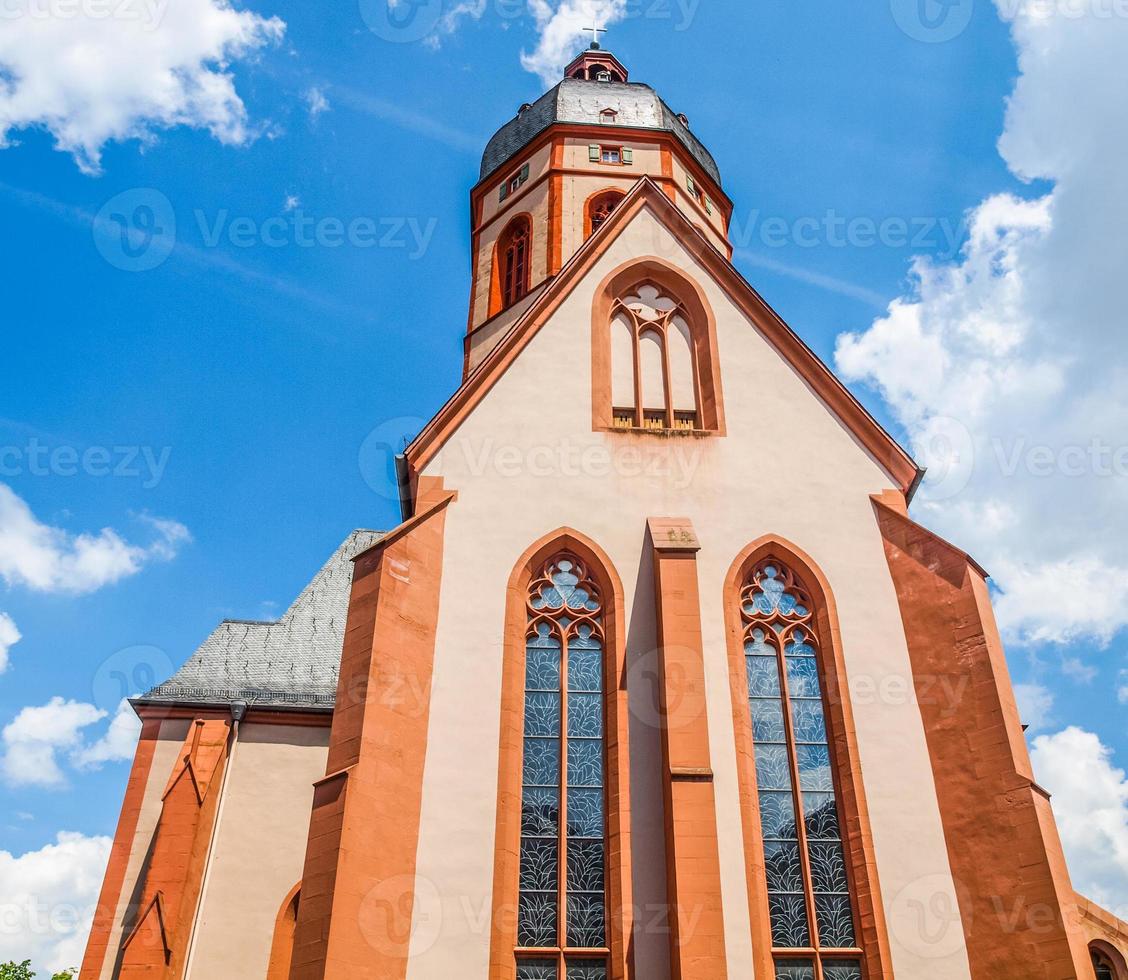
[182,699,247,978]
[395,453,413,522]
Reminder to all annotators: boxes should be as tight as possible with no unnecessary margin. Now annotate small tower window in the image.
[499,162,531,203]
[497,216,531,310]
[586,191,624,239]
[599,108,618,124]
[588,144,632,166]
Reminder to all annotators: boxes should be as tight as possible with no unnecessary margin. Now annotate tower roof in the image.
[480,75,721,185]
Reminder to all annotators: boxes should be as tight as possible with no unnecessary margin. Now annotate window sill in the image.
[600,424,715,438]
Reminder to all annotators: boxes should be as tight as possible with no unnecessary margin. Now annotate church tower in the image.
[80,47,1128,980]
[465,42,730,377]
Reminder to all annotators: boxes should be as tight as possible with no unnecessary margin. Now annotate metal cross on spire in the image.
[585,22,607,49]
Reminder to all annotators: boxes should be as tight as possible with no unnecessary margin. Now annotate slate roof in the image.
[480,76,722,185]
[137,530,384,712]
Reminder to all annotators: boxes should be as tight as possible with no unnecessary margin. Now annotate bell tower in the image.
[465,46,734,375]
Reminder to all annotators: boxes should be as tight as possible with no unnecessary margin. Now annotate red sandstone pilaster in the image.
[648,517,729,980]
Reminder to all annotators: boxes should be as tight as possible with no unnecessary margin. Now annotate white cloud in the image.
[1118,671,1128,706]
[0,698,106,787]
[0,0,285,173]
[422,0,488,49]
[1013,681,1054,731]
[72,699,141,769]
[835,4,1128,648]
[521,0,627,86]
[1031,727,1128,919]
[0,484,190,594]
[0,612,20,674]
[1,695,143,786]
[303,85,330,120]
[0,831,112,973]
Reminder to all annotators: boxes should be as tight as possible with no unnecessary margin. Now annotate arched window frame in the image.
[492,214,533,315]
[723,537,892,980]
[489,530,633,980]
[585,189,626,241]
[266,883,301,980]
[591,257,726,435]
[1091,941,1128,980]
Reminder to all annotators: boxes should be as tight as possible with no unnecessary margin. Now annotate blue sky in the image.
[0,0,1125,969]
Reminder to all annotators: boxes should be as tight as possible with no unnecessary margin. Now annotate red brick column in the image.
[648,518,729,980]
[873,497,1092,979]
[79,717,160,980]
[288,487,454,980]
[118,717,232,979]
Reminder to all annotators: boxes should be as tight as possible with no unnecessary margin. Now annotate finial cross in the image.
[585,23,607,47]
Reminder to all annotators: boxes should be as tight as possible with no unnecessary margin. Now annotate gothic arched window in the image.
[515,554,609,980]
[1092,945,1124,980]
[609,283,699,431]
[498,216,531,310]
[738,558,863,979]
[586,191,624,239]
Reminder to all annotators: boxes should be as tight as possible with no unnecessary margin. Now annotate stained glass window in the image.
[740,559,863,976]
[517,554,609,976]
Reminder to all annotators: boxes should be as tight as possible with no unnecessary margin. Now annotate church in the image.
[78,46,1127,980]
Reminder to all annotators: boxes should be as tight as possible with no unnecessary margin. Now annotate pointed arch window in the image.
[738,559,863,980]
[609,283,700,431]
[498,216,532,310]
[586,191,624,239]
[1091,945,1126,980]
[515,554,609,980]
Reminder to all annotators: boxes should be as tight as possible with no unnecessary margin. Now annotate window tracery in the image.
[516,554,609,980]
[498,217,531,309]
[738,559,863,979]
[609,283,699,431]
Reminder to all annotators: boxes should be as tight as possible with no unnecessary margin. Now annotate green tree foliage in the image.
[0,963,75,980]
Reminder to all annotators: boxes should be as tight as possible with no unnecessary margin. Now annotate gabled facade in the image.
[82,49,1125,980]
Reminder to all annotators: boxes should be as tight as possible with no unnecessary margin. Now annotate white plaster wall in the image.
[185,722,329,980]
[407,204,971,980]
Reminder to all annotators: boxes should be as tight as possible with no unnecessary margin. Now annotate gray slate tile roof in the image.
[480,77,722,185]
[137,530,384,712]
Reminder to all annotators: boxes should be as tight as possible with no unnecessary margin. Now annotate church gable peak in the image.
[410,178,920,497]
